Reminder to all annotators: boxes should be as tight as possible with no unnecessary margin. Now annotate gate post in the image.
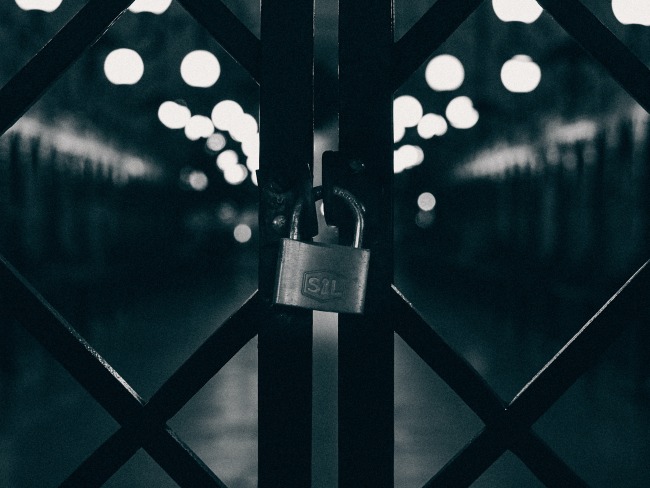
[338,1,395,486]
[258,0,314,485]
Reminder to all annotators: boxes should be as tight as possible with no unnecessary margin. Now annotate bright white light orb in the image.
[417,192,437,212]
[242,135,259,157]
[229,113,258,143]
[425,55,465,91]
[612,0,650,25]
[15,0,62,12]
[233,224,252,243]
[417,113,448,139]
[211,100,245,131]
[446,96,479,130]
[184,115,214,141]
[224,164,248,185]
[394,125,406,144]
[394,95,423,129]
[180,51,221,88]
[206,133,227,152]
[104,49,144,85]
[492,0,543,23]
[128,0,172,14]
[394,145,424,173]
[501,55,542,93]
[246,154,260,172]
[158,101,191,129]
[216,150,239,171]
[182,169,208,191]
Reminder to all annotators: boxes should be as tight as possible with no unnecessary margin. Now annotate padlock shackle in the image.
[289,185,365,248]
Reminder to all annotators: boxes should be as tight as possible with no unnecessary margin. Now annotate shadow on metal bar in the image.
[64,292,262,487]
[177,0,261,84]
[0,254,261,487]
[0,0,133,136]
[411,260,649,487]
[391,0,484,90]
[537,0,650,115]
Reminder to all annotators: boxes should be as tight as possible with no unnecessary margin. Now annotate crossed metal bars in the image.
[1,0,649,486]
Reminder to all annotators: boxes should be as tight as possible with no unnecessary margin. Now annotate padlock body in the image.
[273,239,370,314]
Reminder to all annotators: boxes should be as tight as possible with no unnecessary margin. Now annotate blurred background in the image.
[0,0,649,486]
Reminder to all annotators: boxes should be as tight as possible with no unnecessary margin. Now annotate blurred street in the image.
[0,246,648,487]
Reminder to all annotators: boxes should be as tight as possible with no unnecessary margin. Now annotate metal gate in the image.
[0,0,649,486]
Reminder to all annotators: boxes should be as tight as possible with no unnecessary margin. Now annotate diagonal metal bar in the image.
[392,0,484,90]
[537,0,650,114]
[0,254,144,423]
[0,254,236,487]
[63,292,262,486]
[391,286,504,424]
[510,432,589,487]
[62,425,230,488]
[177,0,261,84]
[421,260,649,487]
[508,259,649,424]
[0,0,133,136]
[424,427,505,488]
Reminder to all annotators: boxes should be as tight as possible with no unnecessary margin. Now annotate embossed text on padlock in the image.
[273,186,370,314]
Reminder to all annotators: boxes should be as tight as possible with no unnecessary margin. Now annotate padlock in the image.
[273,186,370,314]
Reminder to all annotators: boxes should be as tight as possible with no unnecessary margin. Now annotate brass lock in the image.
[273,186,370,314]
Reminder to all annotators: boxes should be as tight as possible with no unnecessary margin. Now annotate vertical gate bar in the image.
[258,0,314,486]
[338,1,395,486]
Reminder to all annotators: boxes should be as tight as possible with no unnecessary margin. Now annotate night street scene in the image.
[1,0,650,486]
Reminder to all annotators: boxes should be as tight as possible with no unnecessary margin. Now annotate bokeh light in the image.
[417,113,448,139]
[104,49,144,85]
[417,192,437,212]
[180,168,208,191]
[158,101,191,129]
[205,133,227,152]
[446,96,479,129]
[425,54,465,91]
[242,135,259,158]
[500,55,541,93]
[394,125,406,144]
[180,50,221,88]
[394,145,424,173]
[128,0,172,14]
[229,113,258,143]
[394,95,423,129]
[184,115,214,141]
[15,0,62,12]
[211,100,245,131]
[216,149,239,171]
[233,224,252,243]
[224,164,248,185]
[612,0,650,26]
[492,0,543,23]
[415,210,435,229]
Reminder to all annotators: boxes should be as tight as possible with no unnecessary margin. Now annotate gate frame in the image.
[0,0,648,487]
